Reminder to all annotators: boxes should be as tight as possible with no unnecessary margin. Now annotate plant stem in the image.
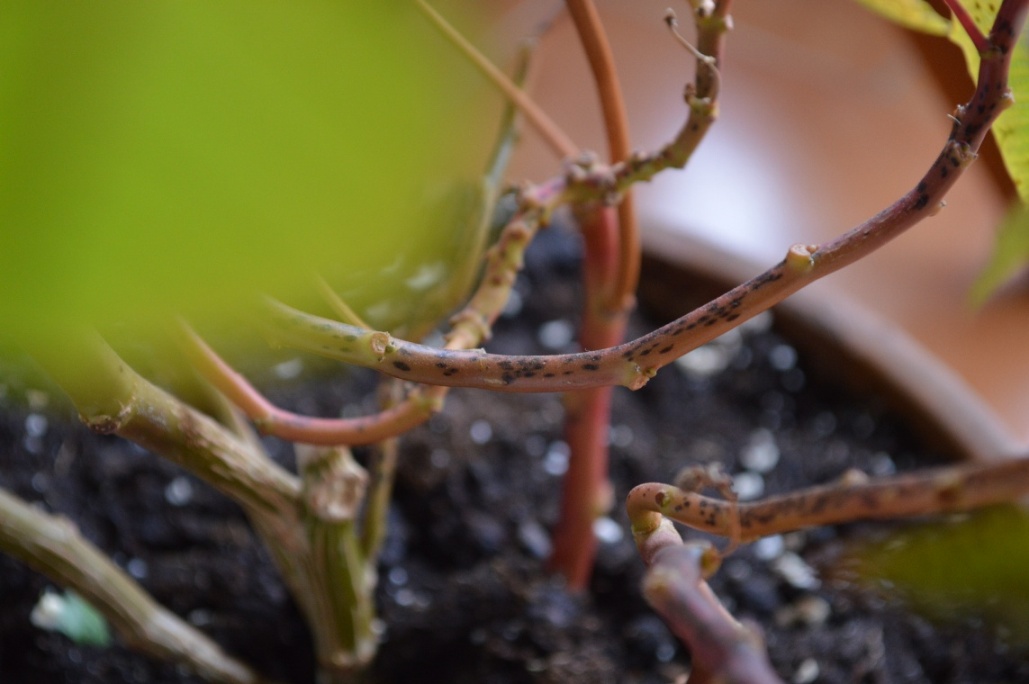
[627,456,1029,543]
[267,22,1016,396]
[0,487,273,684]
[295,446,378,679]
[942,0,991,53]
[35,333,385,676]
[566,0,639,311]
[181,322,437,446]
[643,542,781,684]
[546,0,636,589]
[414,0,577,159]
[548,206,625,588]
[360,382,403,560]
[35,331,301,513]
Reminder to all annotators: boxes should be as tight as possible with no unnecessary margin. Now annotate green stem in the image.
[35,330,301,514]
[0,487,273,684]
[296,446,378,679]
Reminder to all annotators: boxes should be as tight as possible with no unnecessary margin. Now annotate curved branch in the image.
[644,543,782,684]
[266,8,1019,396]
[180,323,437,446]
[627,456,1029,543]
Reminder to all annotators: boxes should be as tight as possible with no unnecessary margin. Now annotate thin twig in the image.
[179,322,437,446]
[414,0,578,159]
[316,276,372,330]
[942,0,991,53]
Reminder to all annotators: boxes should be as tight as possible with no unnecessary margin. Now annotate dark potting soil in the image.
[1,227,1027,684]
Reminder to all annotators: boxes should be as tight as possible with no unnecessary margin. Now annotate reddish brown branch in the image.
[180,323,436,446]
[566,0,640,310]
[942,0,991,53]
[547,206,624,588]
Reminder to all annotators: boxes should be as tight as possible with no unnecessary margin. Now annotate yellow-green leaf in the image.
[851,0,951,36]
[846,506,1029,645]
[971,201,1029,302]
[0,2,488,354]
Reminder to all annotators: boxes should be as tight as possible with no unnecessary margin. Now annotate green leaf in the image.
[846,506,1029,645]
[970,200,1029,302]
[851,0,951,36]
[0,2,488,354]
[31,589,112,647]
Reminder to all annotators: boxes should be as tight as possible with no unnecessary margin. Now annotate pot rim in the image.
[640,228,1023,464]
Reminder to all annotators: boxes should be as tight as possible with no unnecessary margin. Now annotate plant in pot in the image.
[1,1,1028,683]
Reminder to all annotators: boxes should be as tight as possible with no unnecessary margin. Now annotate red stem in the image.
[942,0,991,53]
[180,323,435,446]
[565,0,639,310]
[547,0,639,590]
[547,206,626,588]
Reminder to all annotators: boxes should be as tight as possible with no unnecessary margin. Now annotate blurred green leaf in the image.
[971,201,1029,302]
[0,2,487,352]
[851,0,950,36]
[849,506,1029,644]
[31,589,112,647]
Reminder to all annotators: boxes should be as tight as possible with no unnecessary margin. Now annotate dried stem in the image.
[627,457,1029,543]
[0,487,273,684]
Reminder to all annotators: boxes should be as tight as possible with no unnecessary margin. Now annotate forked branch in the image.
[267,0,1021,399]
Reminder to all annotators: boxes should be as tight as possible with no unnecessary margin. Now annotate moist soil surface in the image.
[1,228,1027,684]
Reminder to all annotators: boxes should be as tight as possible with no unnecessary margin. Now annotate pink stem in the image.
[547,207,626,589]
[942,0,991,53]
